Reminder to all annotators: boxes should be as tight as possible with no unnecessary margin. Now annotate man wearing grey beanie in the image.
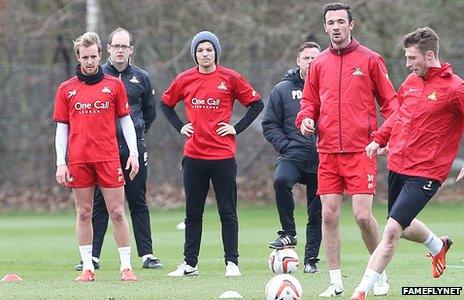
[161,30,264,277]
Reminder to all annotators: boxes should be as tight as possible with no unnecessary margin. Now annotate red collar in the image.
[329,38,360,55]
[422,63,453,81]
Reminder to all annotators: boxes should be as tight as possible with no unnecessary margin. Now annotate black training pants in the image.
[182,156,238,267]
[274,159,322,263]
[92,144,153,258]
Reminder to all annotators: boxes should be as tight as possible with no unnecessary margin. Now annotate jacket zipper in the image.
[338,50,343,153]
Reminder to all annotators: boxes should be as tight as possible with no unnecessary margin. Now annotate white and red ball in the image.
[268,249,300,274]
[265,274,303,300]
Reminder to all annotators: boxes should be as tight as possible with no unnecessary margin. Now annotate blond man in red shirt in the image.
[53,32,139,282]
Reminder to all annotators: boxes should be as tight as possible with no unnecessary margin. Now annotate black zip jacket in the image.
[102,60,157,147]
[261,68,318,172]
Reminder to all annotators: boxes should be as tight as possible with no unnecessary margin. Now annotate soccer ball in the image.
[265,274,303,300]
[268,248,299,274]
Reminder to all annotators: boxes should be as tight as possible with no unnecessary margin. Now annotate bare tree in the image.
[86,0,100,32]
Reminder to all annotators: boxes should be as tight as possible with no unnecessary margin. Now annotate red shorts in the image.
[68,160,125,188]
[317,152,376,195]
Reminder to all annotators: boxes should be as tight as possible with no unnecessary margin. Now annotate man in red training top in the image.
[351,26,464,300]
[295,2,398,297]
[53,32,139,282]
[161,31,263,277]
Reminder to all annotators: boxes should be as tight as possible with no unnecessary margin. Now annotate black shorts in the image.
[387,171,440,229]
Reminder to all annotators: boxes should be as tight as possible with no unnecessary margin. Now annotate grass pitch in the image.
[0,202,463,299]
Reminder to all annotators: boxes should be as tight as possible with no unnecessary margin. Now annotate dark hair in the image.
[297,42,321,55]
[403,27,439,56]
[323,2,353,23]
[108,27,133,46]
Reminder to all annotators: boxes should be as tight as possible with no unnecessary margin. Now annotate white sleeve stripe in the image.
[55,123,68,166]
[119,115,139,157]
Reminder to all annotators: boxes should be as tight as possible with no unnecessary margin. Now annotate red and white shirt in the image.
[53,74,130,164]
[162,65,260,159]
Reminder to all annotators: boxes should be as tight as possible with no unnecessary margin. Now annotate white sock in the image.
[142,254,155,263]
[329,269,343,288]
[422,231,442,256]
[79,245,94,272]
[356,268,381,292]
[118,247,132,271]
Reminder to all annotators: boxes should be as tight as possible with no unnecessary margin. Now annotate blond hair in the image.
[73,32,102,55]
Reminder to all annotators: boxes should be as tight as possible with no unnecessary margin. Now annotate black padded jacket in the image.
[261,68,318,173]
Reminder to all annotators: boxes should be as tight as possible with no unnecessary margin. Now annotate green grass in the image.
[0,202,463,299]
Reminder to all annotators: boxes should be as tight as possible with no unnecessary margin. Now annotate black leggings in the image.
[274,159,322,263]
[182,156,238,267]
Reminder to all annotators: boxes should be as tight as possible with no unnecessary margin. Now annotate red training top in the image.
[162,65,261,160]
[295,38,398,153]
[53,74,130,164]
[372,63,464,182]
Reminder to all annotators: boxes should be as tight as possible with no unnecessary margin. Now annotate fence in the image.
[1,54,463,211]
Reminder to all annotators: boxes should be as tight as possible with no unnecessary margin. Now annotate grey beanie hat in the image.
[190,31,221,64]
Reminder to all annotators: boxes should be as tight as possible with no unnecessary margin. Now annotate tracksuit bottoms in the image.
[182,156,238,267]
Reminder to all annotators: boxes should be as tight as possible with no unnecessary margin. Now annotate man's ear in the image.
[349,20,355,30]
[425,50,435,61]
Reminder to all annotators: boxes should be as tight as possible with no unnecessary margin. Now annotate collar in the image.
[329,38,360,56]
[107,58,132,75]
[75,65,104,85]
[298,68,305,80]
[422,63,452,81]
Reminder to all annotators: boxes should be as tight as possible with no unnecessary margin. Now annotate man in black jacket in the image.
[76,27,162,270]
[262,42,322,274]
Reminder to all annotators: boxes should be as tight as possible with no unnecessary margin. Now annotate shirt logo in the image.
[129,76,140,84]
[67,89,77,99]
[74,100,110,114]
[353,67,364,76]
[217,81,228,91]
[191,97,221,109]
[292,90,302,100]
[101,86,112,94]
[252,90,257,97]
[427,91,437,101]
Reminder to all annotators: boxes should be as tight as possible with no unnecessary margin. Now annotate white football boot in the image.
[373,271,389,296]
[319,283,344,297]
[225,261,241,277]
[167,261,198,277]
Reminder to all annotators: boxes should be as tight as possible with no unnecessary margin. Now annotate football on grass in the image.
[265,274,302,300]
[268,248,299,274]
